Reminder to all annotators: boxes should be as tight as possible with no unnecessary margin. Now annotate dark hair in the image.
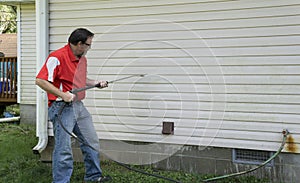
[68,28,94,45]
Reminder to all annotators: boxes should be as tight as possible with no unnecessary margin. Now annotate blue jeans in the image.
[48,101,102,183]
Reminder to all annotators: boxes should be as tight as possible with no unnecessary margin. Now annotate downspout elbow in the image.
[32,134,48,154]
[33,87,49,154]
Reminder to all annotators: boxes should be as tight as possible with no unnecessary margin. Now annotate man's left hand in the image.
[97,80,108,88]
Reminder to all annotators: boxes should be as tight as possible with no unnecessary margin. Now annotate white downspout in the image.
[32,0,49,154]
[16,5,21,103]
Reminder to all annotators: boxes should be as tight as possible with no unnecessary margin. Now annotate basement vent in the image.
[232,149,274,166]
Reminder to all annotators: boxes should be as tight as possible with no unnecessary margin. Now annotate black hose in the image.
[202,129,289,182]
[57,101,182,183]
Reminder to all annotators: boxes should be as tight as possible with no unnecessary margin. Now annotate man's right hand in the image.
[61,91,75,102]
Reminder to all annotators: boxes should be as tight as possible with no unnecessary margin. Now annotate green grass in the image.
[0,124,270,183]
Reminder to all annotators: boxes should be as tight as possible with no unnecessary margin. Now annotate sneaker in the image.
[84,175,112,183]
[97,175,112,182]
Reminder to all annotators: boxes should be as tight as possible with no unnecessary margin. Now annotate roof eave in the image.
[0,0,35,5]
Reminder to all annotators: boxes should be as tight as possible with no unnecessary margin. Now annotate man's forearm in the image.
[86,78,98,86]
[36,78,62,96]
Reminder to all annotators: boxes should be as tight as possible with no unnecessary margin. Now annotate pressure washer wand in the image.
[109,74,145,84]
[70,74,145,94]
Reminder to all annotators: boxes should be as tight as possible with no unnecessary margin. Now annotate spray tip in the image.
[282,129,290,136]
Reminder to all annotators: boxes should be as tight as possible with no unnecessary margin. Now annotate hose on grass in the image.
[202,129,289,182]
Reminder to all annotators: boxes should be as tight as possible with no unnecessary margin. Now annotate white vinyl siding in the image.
[49,0,300,152]
[19,3,36,104]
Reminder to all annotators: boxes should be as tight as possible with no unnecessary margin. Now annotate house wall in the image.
[19,3,37,123]
[0,33,17,57]
[49,0,300,152]
[44,0,300,181]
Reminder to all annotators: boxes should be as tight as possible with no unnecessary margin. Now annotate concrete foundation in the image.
[40,139,299,183]
[20,104,36,124]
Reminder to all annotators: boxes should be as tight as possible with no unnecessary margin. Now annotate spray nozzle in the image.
[282,129,290,136]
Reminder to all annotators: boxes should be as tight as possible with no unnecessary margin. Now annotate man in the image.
[36,28,111,183]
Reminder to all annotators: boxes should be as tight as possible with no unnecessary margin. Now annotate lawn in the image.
[0,123,270,183]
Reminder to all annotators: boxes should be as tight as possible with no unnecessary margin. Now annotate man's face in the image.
[75,36,93,57]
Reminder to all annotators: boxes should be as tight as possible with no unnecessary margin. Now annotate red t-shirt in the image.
[36,44,87,105]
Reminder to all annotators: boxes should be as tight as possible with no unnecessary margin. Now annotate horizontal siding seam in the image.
[49,2,300,14]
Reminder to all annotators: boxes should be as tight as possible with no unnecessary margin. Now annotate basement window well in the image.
[232,149,274,166]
